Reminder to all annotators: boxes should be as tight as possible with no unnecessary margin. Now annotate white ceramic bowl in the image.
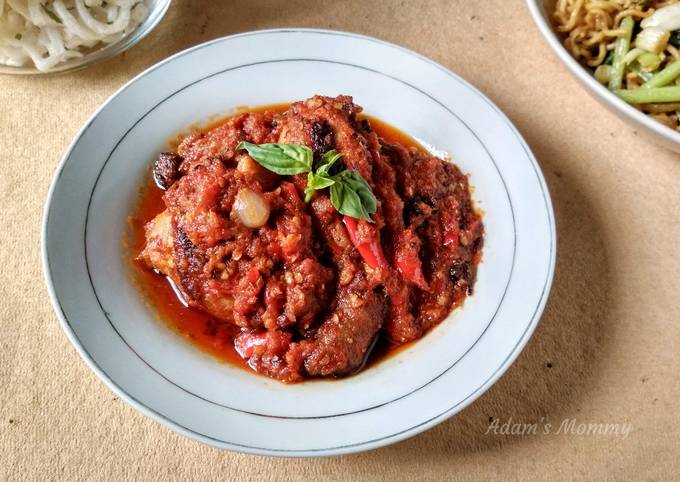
[527,0,680,153]
[42,29,556,456]
[0,0,171,75]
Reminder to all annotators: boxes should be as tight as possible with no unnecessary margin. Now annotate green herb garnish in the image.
[329,169,377,221]
[305,149,342,202]
[670,30,680,48]
[236,141,377,222]
[604,50,615,66]
[14,33,22,40]
[236,141,313,175]
[41,4,62,24]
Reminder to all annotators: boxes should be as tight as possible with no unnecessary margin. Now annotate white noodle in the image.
[41,25,64,56]
[130,2,147,26]
[105,4,117,23]
[108,0,134,8]
[28,0,56,28]
[75,0,130,36]
[6,0,29,20]
[51,0,99,41]
[0,0,149,71]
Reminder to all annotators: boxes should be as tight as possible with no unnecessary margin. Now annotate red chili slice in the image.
[342,216,388,269]
[395,251,428,290]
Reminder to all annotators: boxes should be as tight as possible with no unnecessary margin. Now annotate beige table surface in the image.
[2,1,679,480]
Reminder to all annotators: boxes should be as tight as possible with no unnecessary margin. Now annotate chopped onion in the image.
[637,52,662,72]
[595,64,612,84]
[236,154,260,175]
[641,4,680,31]
[635,27,670,54]
[233,188,270,229]
[623,47,644,65]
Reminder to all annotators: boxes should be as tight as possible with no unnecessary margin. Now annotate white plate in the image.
[42,29,556,456]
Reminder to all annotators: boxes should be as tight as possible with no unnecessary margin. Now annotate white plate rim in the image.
[41,28,557,456]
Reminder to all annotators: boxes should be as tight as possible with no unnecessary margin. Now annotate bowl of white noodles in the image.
[0,0,171,74]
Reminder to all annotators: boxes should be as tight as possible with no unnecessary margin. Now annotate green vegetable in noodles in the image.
[642,60,680,88]
[604,50,615,66]
[628,61,655,81]
[640,3,680,31]
[609,16,635,91]
[669,30,680,47]
[615,86,680,104]
[637,52,662,72]
[623,47,645,66]
[595,64,612,84]
[634,27,670,54]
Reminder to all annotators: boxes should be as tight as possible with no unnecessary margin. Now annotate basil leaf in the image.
[330,182,371,221]
[235,142,377,221]
[329,170,376,222]
[236,141,312,175]
[308,172,335,190]
[316,150,343,175]
[334,170,377,215]
[304,172,335,202]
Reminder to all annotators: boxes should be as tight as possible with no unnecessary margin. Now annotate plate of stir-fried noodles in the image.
[528,0,680,150]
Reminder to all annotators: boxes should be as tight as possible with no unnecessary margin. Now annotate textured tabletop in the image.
[1,1,678,480]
